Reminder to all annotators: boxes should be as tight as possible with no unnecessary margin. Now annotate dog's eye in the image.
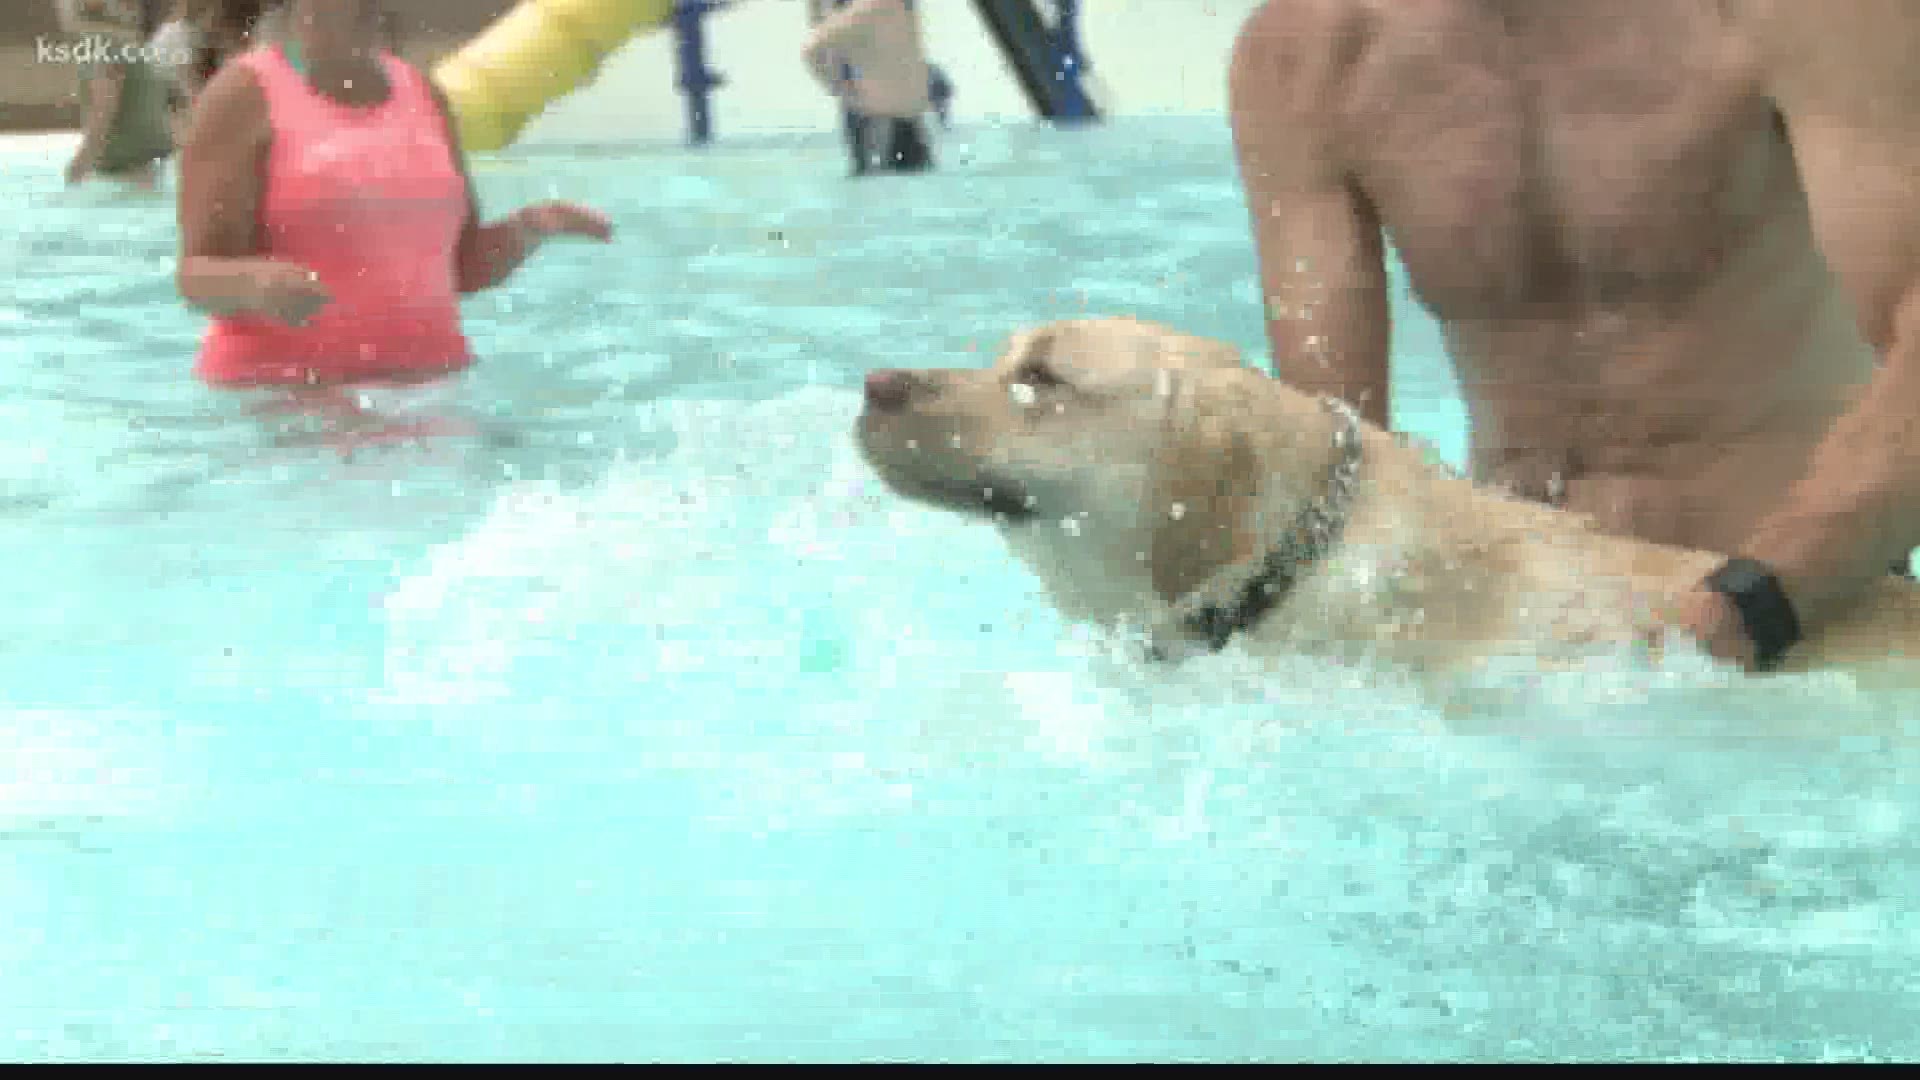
[1014,360,1066,389]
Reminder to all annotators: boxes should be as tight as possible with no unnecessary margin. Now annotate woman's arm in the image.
[426,81,611,295]
[175,61,329,323]
[429,79,538,295]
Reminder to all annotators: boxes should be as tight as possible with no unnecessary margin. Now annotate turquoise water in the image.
[2,117,1918,1062]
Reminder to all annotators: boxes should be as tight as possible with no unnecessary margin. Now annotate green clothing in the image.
[78,55,173,175]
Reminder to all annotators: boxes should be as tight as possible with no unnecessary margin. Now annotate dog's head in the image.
[856,317,1353,624]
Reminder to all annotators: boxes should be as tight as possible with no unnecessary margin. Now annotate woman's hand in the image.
[453,203,614,294]
[517,202,614,243]
[247,262,332,326]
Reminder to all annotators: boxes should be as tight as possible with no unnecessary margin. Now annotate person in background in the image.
[58,0,175,188]
[803,0,935,176]
[147,1,204,141]
[175,0,613,390]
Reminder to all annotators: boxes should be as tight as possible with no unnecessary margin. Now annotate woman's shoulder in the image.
[191,50,272,133]
[379,52,450,106]
[200,47,271,91]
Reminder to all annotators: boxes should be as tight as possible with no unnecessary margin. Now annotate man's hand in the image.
[1672,586,1758,669]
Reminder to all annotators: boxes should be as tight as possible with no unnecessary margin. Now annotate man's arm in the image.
[1228,0,1391,428]
[1720,0,1920,630]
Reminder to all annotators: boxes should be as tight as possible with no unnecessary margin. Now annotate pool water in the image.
[3,118,1919,1062]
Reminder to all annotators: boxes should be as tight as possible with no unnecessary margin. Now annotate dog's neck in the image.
[1170,397,1365,653]
[1147,397,1366,659]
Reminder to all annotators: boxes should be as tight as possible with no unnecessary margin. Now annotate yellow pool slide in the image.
[432,0,676,153]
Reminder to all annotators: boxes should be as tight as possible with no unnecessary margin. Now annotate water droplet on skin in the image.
[1169,502,1187,520]
[1009,382,1037,406]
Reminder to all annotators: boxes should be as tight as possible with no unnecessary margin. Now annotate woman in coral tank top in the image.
[175,0,612,389]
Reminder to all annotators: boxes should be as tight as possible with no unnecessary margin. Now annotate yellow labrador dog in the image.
[855,316,1920,686]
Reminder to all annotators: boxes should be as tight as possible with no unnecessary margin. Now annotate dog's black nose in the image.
[863,369,916,412]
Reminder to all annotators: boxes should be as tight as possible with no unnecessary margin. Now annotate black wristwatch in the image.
[1702,557,1802,672]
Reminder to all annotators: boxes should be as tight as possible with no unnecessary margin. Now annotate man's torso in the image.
[1322,0,1875,551]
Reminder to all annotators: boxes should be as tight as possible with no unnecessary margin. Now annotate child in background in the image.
[58,0,175,188]
[147,1,205,139]
[803,0,937,177]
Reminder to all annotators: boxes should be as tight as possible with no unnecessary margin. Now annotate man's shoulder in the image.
[1725,0,1920,119]
[1239,0,1378,56]
[1234,0,1382,87]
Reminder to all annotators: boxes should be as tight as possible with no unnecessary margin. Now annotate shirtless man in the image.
[803,0,935,175]
[1230,0,1920,671]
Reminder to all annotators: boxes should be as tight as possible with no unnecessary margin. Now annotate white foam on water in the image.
[0,708,191,827]
[357,382,1920,1061]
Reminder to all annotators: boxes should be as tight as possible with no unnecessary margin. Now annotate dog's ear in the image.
[1147,376,1266,605]
[994,325,1055,374]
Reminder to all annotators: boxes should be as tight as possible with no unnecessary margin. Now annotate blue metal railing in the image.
[671,0,731,146]
[928,64,954,128]
[1047,0,1096,124]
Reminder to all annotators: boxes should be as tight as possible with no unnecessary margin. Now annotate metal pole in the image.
[672,1,731,146]
[928,64,954,128]
[1049,0,1097,124]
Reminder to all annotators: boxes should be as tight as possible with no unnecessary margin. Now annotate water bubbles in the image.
[1060,515,1083,537]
